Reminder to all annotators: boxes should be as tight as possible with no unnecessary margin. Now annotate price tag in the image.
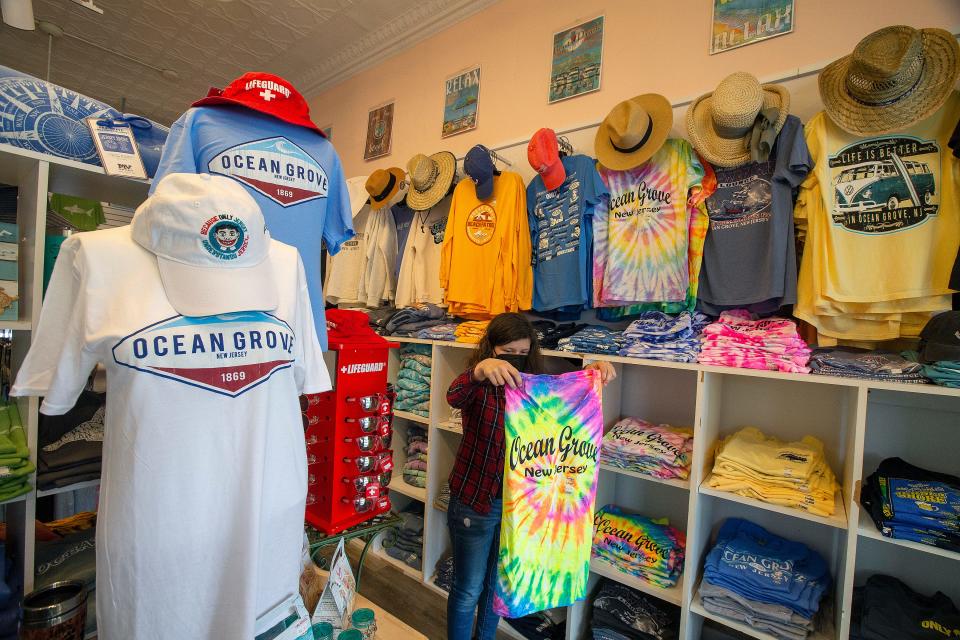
[85,117,147,179]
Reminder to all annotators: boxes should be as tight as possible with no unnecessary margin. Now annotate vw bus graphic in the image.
[833,156,935,213]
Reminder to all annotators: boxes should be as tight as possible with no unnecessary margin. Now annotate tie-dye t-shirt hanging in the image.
[593,138,707,307]
[495,370,603,618]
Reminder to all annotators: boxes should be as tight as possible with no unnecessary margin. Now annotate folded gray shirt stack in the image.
[700,581,815,640]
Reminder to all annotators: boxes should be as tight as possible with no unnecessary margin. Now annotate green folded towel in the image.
[0,482,31,502]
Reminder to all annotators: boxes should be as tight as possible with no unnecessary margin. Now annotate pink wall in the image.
[309,0,960,178]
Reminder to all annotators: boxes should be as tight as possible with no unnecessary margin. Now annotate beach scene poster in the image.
[711,0,794,54]
[443,65,481,138]
[549,16,604,104]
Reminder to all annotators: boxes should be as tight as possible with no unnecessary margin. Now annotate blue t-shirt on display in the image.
[151,105,354,349]
[391,202,416,285]
[526,154,607,313]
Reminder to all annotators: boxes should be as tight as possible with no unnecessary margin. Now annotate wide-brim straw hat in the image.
[406,151,456,210]
[819,25,959,136]
[687,72,790,168]
[595,94,673,170]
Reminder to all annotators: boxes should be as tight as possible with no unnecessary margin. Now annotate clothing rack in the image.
[487,147,512,167]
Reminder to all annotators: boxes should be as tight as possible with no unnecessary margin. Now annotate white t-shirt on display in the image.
[395,195,451,308]
[324,176,370,305]
[12,226,330,640]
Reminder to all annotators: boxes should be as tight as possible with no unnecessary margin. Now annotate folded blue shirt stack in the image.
[618,311,710,363]
[415,321,460,341]
[556,325,625,355]
[385,304,449,336]
[809,348,928,384]
[861,457,960,552]
[701,519,831,640]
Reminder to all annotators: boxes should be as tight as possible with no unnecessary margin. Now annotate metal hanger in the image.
[557,136,574,157]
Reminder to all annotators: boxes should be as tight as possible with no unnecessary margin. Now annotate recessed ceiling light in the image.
[37,20,63,37]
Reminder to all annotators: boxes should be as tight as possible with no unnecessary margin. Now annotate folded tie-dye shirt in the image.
[594,138,707,307]
[494,370,603,618]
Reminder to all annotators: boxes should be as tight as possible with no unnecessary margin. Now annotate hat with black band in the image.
[365,167,405,210]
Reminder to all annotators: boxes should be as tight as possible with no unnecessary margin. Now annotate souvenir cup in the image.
[341,495,374,513]
[345,415,380,434]
[376,451,394,474]
[344,435,382,453]
[346,393,384,413]
[344,475,381,498]
[345,455,376,473]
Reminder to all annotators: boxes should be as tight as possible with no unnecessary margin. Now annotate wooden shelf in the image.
[0,490,31,508]
[370,546,424,582]
[389,472,427,502]
[691,584,834,640]
[37,478,101,498]
[0,320,32,331]
[394,410,430,425]
[381,334,960,399]
[599,463,690,490]
[436,420,462,435]
[590,556,684,606]
[699,473,848,529]
[857,507,960,562]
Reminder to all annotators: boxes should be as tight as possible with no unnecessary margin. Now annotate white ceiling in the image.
[0,0,496,126]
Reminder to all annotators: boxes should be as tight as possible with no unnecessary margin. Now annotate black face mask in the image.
[496,353,530,373]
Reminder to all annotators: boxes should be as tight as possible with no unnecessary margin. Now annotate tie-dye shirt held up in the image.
[594,139,707,306]
[494,370,603,618]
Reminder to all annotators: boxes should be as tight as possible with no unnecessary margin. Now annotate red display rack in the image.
[304,338,399,534]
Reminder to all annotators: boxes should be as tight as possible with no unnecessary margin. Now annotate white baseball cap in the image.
[131,173,278,317]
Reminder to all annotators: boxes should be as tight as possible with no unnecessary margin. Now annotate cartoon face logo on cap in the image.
[201,214,249,261]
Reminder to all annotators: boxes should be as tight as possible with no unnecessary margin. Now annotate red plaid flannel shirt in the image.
[446,368,505,515]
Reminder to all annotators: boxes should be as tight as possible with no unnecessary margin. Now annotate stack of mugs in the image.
[302,382,396,534]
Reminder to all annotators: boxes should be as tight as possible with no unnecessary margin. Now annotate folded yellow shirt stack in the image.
[454,321,490,344]
[707,427,839,517]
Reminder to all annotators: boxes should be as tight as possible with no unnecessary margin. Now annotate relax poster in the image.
[711,0,794,54]
[443,65,481,138]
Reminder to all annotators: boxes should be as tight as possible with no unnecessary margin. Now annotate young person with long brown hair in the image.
[445,313,615,639]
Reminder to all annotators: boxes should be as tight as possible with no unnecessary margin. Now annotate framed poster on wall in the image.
[442,65,481,138]
[548,15,604,104]
[363,101,394,161]
[710,0,794,54]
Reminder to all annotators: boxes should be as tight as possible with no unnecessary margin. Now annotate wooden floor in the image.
[345,542,515,640]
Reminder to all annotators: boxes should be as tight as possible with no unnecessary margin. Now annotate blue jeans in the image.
[446,497,502,640]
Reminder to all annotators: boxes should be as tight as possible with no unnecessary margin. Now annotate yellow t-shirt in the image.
[796,94,960,339]
[440,172,532,319]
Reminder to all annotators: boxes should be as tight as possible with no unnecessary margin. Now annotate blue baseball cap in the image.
[464,145,495,200]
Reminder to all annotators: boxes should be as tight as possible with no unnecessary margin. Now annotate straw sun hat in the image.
[819,25,959,136]
[595,94,673,170]
[405,151,456,210]
[686,72,790,168]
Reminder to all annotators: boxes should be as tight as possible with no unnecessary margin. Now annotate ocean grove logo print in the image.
[209,137,329,207]
[112,312,295,397]
[201,214,248,260]
[465,204,496,245]
[828,136,940,234]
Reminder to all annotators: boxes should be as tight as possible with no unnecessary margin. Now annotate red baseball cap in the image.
[527,128,565,190]
[192,72,326,137]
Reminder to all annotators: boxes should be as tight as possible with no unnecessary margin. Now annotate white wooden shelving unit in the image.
[379,335,960,640]
[0,143,148,601]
